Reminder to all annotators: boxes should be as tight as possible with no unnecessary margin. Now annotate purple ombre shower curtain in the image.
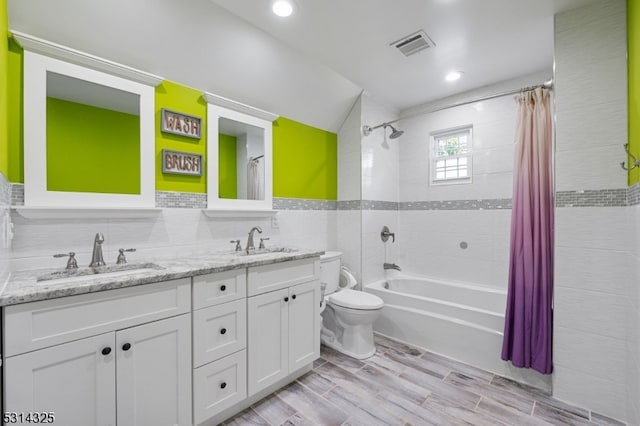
[501,87,554,374]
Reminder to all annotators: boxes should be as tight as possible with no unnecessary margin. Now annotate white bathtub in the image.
[365,276,551,390]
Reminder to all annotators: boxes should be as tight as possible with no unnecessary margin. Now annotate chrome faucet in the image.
[89,233,106,267]
[383,262,401,271]
[246,226,263,253]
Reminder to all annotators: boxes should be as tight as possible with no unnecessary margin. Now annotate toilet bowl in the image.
[319,251,384,359]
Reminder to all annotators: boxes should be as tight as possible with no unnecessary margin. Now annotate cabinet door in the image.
[4,333,116,426]
[116,314,192,426]
[247,288,289,396]
[288,280,320,372]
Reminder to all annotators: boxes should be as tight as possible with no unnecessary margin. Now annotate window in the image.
[430,125,473,185]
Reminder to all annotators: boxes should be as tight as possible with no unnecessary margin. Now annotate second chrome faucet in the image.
[246,226,263,253]
[89,233,106,267]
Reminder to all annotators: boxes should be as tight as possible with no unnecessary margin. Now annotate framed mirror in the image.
[21,47,157,209]
[205,93,277,213]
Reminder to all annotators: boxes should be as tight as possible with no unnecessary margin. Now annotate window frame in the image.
[429,125,473,186]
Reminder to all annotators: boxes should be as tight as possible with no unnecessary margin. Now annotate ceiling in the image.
[8,0,599,132]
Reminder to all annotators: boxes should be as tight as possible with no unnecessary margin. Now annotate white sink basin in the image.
[37,263,164,285]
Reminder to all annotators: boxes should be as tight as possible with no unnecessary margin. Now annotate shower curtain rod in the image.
[390,80,553,125]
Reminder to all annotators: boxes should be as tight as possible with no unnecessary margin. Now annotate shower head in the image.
[387,124,404,139]
[362,122,404,139]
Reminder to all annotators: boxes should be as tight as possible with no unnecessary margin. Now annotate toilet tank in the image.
[320,251,342,295]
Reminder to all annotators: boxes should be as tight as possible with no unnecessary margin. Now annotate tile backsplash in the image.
[0,173,11,285]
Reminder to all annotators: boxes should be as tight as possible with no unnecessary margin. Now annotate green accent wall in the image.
[155,80,206,193]
[46,98,140,194]
[0,0,8,177]
[629,0,639,185]
[273,117,337,200]
[4,39,339,199]
[7,37,23,183]
[218,133,237,198]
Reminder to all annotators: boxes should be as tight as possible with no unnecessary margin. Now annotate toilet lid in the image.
[329,289,384,310]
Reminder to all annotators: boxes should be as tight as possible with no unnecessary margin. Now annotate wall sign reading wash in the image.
[161,108,201,139]
[162,149,203,176]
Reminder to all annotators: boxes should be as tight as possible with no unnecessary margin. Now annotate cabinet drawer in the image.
[247,258,320,296]
[194,350,247,425]
[4,279,191,357]
[193,299,247,368]
[193,269,246,309]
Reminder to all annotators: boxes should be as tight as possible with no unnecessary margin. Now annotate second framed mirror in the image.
[205,93,277,214]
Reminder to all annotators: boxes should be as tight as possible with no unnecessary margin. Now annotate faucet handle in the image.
[116,248,136,265]
[381,226,395,243]
[54,252,78,270]
[230,240,242,251]
[259,237,270,249]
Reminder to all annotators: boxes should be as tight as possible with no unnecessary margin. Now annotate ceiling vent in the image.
[390,30,436,57]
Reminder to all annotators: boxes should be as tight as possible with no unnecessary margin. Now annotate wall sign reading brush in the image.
[161,108,202,139]
[162,149,203,176]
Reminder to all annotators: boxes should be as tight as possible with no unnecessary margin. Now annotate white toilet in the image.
[319,251,384,359]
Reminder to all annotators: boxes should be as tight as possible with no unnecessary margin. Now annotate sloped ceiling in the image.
[8,0,599,132]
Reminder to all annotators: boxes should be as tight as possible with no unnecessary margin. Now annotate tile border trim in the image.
[10,183,24,206]
[8,185,640,210]
[555,189,627,208]
[155,191,207,209]
[0,173,11,206]
[400,198,512,210]
[273,198,337,211]
[628,182,640,206]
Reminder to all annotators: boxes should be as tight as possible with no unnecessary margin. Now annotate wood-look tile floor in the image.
[223,335,626,426]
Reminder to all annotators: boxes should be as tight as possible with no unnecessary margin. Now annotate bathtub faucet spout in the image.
[383,263,401,271]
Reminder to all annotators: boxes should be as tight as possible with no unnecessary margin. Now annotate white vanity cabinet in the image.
[2,256,322,426]
[3,279,192,426]
[247,259,321,396]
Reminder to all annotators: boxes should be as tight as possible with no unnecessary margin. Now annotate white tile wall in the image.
[554,0,627,192]
[397,209,510,290]
[554,246,632,296]
[337,210,361,284]
[394,78,540,290]
[555,207,631,251]
[359,94,400,286]
[338,98,362,201]
[277,210,337,250]
[0,172,11,288]
[361,210,398,285]
[554,286,628,341]
[554,326,628,385]
[631,205,640,426]
[337,94,363,284]
[400,94,520,202]
[552,364,627,420]
[553,1,633,422]
[9,209,336,272]
[360,94,399,202]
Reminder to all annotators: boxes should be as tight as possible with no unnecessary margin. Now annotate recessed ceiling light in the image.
[272,0,294,17]
[445,71,463,82]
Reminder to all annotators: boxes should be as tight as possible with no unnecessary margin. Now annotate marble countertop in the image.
[1,248,324,306]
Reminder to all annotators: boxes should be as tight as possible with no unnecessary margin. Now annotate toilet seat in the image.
[328,289,384,310]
